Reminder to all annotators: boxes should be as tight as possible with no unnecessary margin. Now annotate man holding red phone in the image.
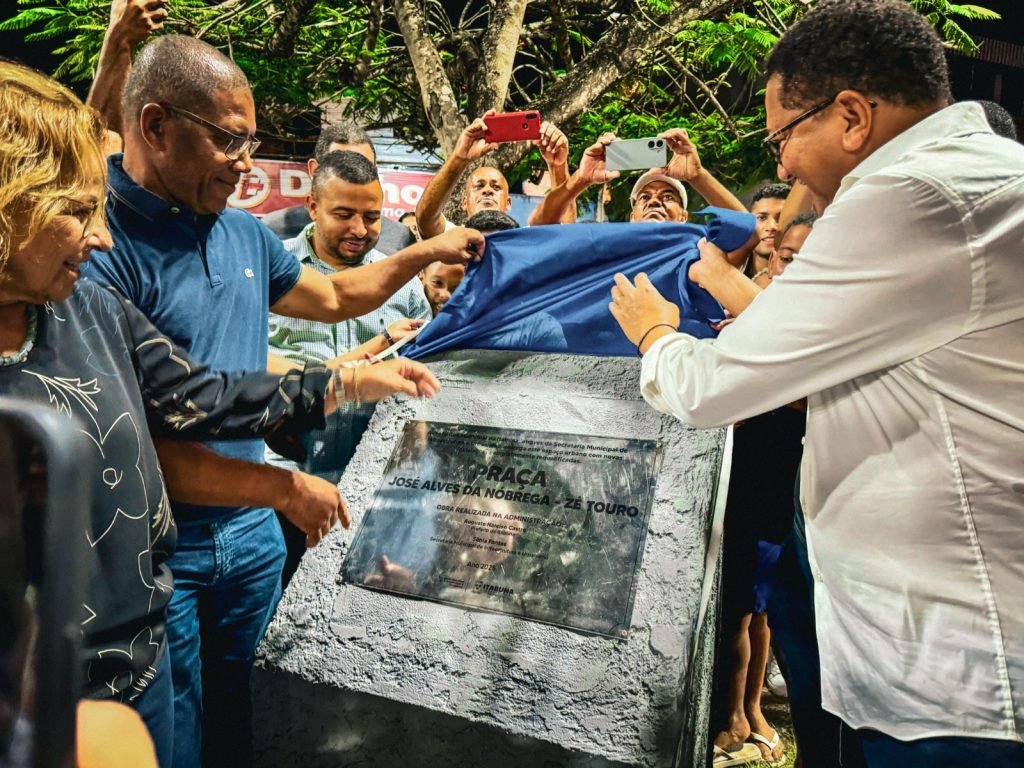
[416,111,572,239]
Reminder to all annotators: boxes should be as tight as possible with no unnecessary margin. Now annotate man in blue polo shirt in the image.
[85,34,482,768]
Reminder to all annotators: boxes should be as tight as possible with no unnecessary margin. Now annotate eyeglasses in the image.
[763,92,878,163]
[763,93,839,163]
[157,103,261,161]
[59,196,102,239]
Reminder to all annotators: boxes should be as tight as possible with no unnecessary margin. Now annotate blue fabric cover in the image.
[407,207,755,359]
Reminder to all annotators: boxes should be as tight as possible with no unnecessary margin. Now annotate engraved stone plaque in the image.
[340,421,663,638]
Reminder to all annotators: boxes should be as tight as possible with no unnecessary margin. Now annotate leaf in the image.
[949,4,1001,21]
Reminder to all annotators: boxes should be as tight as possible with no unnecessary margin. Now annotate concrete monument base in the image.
[253,351,725,768]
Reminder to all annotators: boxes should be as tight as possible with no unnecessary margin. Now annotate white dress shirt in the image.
[639,102,1024,741]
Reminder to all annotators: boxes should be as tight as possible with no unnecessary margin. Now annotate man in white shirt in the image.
[609,1,1024,764]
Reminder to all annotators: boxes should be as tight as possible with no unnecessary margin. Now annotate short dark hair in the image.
[751,183,791,206]
[123,35,249,125]
[311,150,379,196]
[779,210,818,244]
[464,210,519,232]
[314,121,373,163]
[975,100,1018,141]
[765,0,950,110]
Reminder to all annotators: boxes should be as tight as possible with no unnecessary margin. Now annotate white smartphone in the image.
[605,137,668,172]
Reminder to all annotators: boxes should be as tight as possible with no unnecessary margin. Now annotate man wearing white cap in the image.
[531,129,745,225]
[628,170,690,223]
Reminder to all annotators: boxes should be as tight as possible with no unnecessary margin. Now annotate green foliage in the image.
[2,0,998,199]
[909,0,1002,53]
[564,0,998,214]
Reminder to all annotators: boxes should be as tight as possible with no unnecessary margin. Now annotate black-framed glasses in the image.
[156,103,261,161]
[763,93,839,163]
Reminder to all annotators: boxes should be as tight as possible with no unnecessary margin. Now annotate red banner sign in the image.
[227,158,436,220]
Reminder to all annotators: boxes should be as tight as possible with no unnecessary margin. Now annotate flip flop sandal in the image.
[747,728,786,765]
[712,742,762,766]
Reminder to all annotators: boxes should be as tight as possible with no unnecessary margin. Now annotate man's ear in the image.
[307,158,318,177]
[680,211,689,223]
[502,195,512,212]
[306,194,317,220]
[137,104,172,152]
[837,90,875,154]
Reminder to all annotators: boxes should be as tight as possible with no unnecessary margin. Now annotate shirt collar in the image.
[835,102,993,202]
[106,153,221,224]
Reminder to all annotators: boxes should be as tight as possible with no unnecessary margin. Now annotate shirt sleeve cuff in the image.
[639,331,688,414]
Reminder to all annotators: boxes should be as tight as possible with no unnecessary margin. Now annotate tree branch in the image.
[437,19,549,51]
[490,0,741,169]
[548,0,575,68]
[665,50,742,139]
[354,0,384,85]
[468,0,530,116]
[392,0,467,154]
[265,0,317,57]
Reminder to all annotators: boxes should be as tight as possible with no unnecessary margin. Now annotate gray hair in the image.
[122,35,250,125]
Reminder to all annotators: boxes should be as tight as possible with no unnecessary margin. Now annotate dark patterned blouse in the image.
[0,278,328,702]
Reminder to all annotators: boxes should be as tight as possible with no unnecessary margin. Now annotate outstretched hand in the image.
[687,237,734,289]
[576,132,621,188]
[277,471,351,549]
[658,128,703,183]
[386,318,425,344]
[454,112,500,162]
[108,0,166,47]
[424,226,486,265]
[609,272,680,351]
[357,358,441,402]
[534,121,569,167]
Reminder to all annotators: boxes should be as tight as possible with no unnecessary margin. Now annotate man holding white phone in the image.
[530,128,746,226]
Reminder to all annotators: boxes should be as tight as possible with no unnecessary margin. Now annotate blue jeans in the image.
[132,644,174,768]
[165,508,285,768]
[860,730,1024,766]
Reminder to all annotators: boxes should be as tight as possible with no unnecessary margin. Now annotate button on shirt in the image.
[267,224,431,475]
[638,103,1024,740]
[85,154,302,522]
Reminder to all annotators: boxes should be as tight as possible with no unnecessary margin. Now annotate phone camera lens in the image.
[523,123,529,129]
[648,140,655,148]
[656,140,664,147]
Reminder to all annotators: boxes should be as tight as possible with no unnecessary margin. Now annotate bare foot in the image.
[713,715,751,754]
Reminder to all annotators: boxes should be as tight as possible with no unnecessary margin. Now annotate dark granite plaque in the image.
[340,421,663,638]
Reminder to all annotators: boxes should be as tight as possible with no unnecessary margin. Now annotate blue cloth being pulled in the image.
[406,207,755,359]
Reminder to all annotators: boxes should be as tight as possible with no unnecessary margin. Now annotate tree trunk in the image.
[266,0,317,57]
[393,0,467,155]
[467,0,531,117]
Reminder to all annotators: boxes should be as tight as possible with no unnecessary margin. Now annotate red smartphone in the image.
[483,111,542,143]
